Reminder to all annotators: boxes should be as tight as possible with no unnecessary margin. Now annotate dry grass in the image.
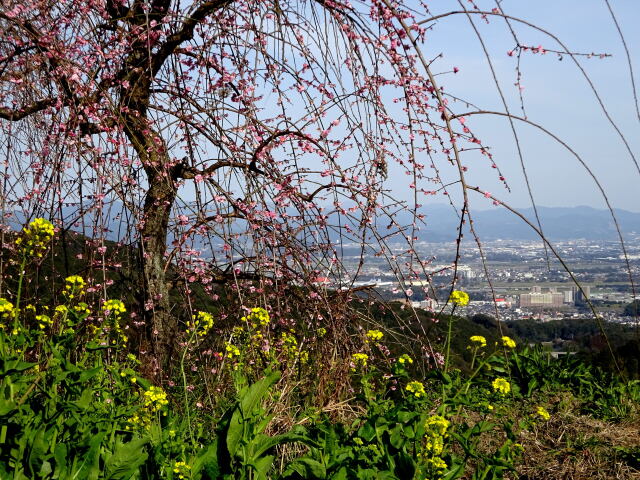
[517,411,640,479]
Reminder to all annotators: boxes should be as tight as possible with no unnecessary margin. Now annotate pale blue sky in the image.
[395,1,640,212]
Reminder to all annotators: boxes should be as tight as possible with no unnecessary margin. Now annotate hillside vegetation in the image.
[1,220,639,479]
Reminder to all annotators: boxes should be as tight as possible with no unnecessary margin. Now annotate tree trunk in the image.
[122,99,178,370]
[140,167,178,368]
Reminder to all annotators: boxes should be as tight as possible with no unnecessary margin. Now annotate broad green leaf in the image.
[53,443,69,479]
[250,432,313,459]
[78,367,102,383]
[73,431,105,480]
[284,457,326,479]
[0,359,37,377]
[250,454,274,479]
[104,436,149,479]
[0,398,17,416]
[193,441,220,477]
[227,371,281,457]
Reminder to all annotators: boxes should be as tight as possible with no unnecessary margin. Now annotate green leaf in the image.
[250,454,274,479]
[39,460,53,477]
[27,427,49,477]
[358,422,375,443]
[389,425,405,449]
[85,341,111,351]
[104,436,149,480]
[53,443,68,479]
[239,371,281,417]
[78,367,102,383]
[251,432,312,460]
[73,388,94,411]
[193,441,220,477]
[0,359,37,377]
[284,458,326,479]
[226,371,281,457]
[0,398,17,416]
[73,431,105,480]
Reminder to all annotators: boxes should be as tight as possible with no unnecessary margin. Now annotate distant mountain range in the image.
[411,204,640,242]
[6,203,639,243]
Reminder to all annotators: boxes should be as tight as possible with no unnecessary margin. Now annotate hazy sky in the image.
[396,1,640,212]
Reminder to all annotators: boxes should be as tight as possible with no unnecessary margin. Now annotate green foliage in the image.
[493,345,640,421]
[1,220,639,479]
[202,371,311,480]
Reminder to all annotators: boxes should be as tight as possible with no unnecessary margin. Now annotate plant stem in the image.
[444,305,457,373]
[181,329,198,446]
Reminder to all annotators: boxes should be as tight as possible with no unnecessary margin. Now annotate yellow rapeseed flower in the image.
[398,354,413,365]
[425,415,450,438]
[535,406,551,421]
[36,314,52,330]
[143,386,169,412]
[448,290,469,306]
[492,377,511,396]
[187,311,214,336]
[173,461,191,479]
[406,380,426,398]
[102,299,126,316]
[0,298,14,317]
[64,275,86,298]
[501,336,516,349]
[351,353,369,370]
[224,342,241,358]
[365,329,384,342]
[469,335,487,348]
[241,307,270,328]
[17,218,55,257]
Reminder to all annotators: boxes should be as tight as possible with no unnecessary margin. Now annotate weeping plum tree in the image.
[0,0,634,368]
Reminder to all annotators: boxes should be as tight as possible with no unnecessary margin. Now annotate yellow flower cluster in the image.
[281,330,309,364]
[103,299,126,316]
[398,354,414,365]
[406,380,426,398]
[143,386,169,413]
[101,300,128,345]
[422,415,450,474]
[63,275,86,299]
[187,311,214,337]
[492,377,511,396]
[501,336,516,349]
[424,415,449,455]
[16,218,55,257]
[224,342,240,358]
[448,290,469,306]
[127,411,150,430]
[535,406,551,421]
[72,302,90,316]
[0,298,14,318]
[36,314,52,330]
[351,352,369,370]
[173,461,191,479]
[127,386,169,432]
[365,329,384,342]
[469,335,487,348]
[241,307,270,328]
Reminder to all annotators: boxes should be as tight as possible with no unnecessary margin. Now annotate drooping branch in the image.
[466,186,622,375]
[151,0,234,77]
[0,98,55,121]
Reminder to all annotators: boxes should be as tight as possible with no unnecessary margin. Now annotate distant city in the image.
[337,235,640,324]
